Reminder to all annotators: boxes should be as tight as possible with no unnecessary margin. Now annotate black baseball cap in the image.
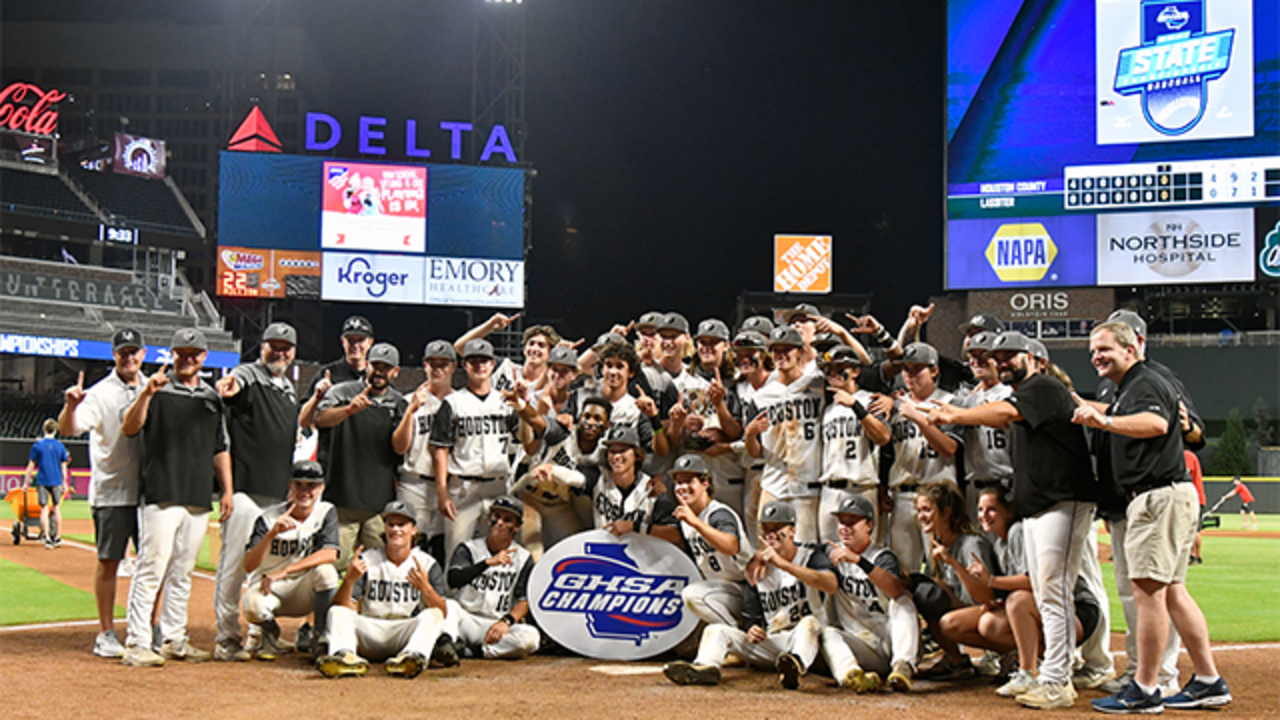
[1107,309,1148,338]
[112,327,144,352]
[760,500,797,525]
[694,319,731,342]
[262,322,297,346]
[368,342,400,367]
[171,328,208,352]
[671,453,711,476]
[658,312,690,335]
[422,339,457,362]
[290,460,325,483]
[342,315,373,339]
[462,339,495,360]
[783,303,822,323]
[959,313,1004,335]
[548,346,579,368]
[381,500,416,523]
[490,495,525,523]
[901,342,939,366]
[832,495,875,520]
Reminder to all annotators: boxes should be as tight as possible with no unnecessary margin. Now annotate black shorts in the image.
[1241,502,1254,512]
[1076,600,1101,646]
[36,485,62,506]
[92,505,139,561]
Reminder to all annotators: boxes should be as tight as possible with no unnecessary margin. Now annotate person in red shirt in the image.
[1184,451,1205,565]
[1224,477,1258,531]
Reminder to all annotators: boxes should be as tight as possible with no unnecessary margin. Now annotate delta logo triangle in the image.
[227,106,283,152]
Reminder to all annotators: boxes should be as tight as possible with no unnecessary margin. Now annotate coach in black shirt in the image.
[305,342,406,571]
[300,315,374,468]
[212,321,300,660]
[1074,321,1227,712]
[119,328,231,666]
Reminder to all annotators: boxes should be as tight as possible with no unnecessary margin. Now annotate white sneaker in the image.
[214,639,252,662]
[160,639,211,662]
[117,557,136,578]
[122,645,166,667]
[1017,681,1077,709]
[1073,665,1117,690]
[975,650,1002,677]
[94,630,125,658]
[997,669,1037,697]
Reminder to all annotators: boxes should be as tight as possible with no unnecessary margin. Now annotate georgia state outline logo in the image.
[1113,0,1235,136]
[538,542,687,645]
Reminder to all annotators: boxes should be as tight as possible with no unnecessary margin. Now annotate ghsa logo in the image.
[538,543,686,645]
[1113,0,1235,136]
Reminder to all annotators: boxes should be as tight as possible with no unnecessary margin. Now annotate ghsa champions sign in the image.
[529,530,701,660]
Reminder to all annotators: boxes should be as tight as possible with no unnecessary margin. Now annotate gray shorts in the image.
[37,485,63,506]
[92,505,139,561]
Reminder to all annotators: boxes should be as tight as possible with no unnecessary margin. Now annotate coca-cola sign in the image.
[0,82,66,137]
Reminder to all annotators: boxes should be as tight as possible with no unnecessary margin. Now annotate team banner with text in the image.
[1096,208,1255,285]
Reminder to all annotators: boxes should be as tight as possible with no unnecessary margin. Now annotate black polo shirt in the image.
[137,376,229,510]
[317,379,406,511]
[1005,372,1096,518]
[224,360,298,499]
[1107,362,1187,492]
[304,359,367,469]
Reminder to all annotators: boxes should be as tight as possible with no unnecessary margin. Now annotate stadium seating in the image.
[67,166,199,236]
[0,167,98,222]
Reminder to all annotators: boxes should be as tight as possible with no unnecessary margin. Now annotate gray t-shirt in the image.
[937,532,1000,606]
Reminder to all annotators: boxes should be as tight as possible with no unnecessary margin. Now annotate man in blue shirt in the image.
[23,418,70,548]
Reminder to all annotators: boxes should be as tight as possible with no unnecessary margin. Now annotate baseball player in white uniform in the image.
[666,454,753,627]
[431,339,541,561]
[393,339,456,561]
[744,326,826,543]
[318,500,452,678]
[955,331,1014,511]
[663,501,836,690]
[730,329,771,546]
[817,345,890,544]
[883,342,960,575]
[584,425,661,534]
[821,495,919,693]
[442,496,539,659]
[240,460,340,660]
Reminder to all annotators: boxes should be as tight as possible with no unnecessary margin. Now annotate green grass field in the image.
[3,502,1278,641]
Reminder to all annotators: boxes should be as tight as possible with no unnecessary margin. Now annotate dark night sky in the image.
[4,0,947,357]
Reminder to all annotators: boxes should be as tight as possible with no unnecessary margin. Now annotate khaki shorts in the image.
[1124,483,1198,584]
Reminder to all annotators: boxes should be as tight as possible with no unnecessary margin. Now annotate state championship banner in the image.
[774,235,832,293]
[529,530,701,660]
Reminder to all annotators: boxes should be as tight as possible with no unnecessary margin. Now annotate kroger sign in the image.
[529,530,700,660]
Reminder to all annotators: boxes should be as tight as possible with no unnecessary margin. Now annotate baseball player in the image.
[431,339,542,561]
[668,319,746,516]
[510,396,611,553]
[212,321,300,661]
[730,329,772,546]
[536,345,580,426]
[663,501,835,690]
[318,500,453,678]
[821,495,918,693]
[665,454,753,627]
[882,342,960,575]
[23,418,69,548]
[240,460,340,660]
[591,341,664,457]
[58,327,145,659]
[454,312,561,396]
[303,342,407,570]
[582,425,661,534]
[954,331,1013,511]
[442,496,539,659]
[817,344,890,545]
[120,328,232,666]
[744,326,826,543]
[1075,322,1229,712]
[392,339,457,563]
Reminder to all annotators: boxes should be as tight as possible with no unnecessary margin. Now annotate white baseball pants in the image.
[126,503,208,649]
[242,565,340,624]
[821,596,919,678]
[682,579,745,627]
[326,605,445,662]
[214,492,274,644]
[693,615,822,671]
[1022,500,1093,687]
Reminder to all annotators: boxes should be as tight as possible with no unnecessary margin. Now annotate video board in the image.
[216,153,524,307]
[947,0,1279,291]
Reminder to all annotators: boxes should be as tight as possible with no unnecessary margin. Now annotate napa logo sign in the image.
[1113,0,1235,136]
[985,223,1058,282]
[529,530,700,660]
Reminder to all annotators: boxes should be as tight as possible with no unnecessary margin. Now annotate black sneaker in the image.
[1164,677,1231,709]
[429,635,460,668]
[663,660,721,686]
[295,623,313,654]
[1091,681,1163,714]
[777,652,804,690]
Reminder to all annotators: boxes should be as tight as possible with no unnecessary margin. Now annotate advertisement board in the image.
[0,332,238,368]
[947,216,1096,290]
[1096,208,1256,285]
[321,252,427,304]
[320,161,427,253]
[774,235,832,293]
[217,247,321,299]
[528,530,701,660]
[112,133,167,179]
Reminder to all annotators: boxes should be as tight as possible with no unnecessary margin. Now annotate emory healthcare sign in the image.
[774,235,832,294]
[529,530,701,660]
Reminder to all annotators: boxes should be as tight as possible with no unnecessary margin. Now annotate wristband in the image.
[501,613,516,625]
[1105,416,1113,430]
[345,405,356,417]
[653,425,664,434]
[851,400,869,420]
[857,556,875,574]
[873,327,894,349]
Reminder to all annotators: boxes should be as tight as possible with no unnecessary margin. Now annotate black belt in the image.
[895,484,919,493]
[972,480,1007,490]
[458,475,500,483]
[825,480,875,490]
[1126,479,1184,503]
[807,481,824,490]
[726,478,745,486]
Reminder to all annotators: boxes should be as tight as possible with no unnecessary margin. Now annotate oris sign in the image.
[968,288,1116,321]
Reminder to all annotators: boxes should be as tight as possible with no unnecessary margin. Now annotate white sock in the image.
[1194,674,1220,685]
[1137,682,1159,696]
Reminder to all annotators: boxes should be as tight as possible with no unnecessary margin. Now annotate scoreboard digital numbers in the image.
[1065,156,1280,210]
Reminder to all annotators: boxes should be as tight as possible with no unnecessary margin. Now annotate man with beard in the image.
[304,343,407,570]
[929,332,1097,709]
[212,322,300,661]
[58,327,146,659]
[121,328,233,666]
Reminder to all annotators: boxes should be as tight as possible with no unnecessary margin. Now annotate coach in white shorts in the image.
[241,460,339,660]
[58,327,145,659]
[319,500,451,678]
[442,496,539,659]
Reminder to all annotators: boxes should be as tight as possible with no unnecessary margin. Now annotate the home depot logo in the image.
[774,235,831,293]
